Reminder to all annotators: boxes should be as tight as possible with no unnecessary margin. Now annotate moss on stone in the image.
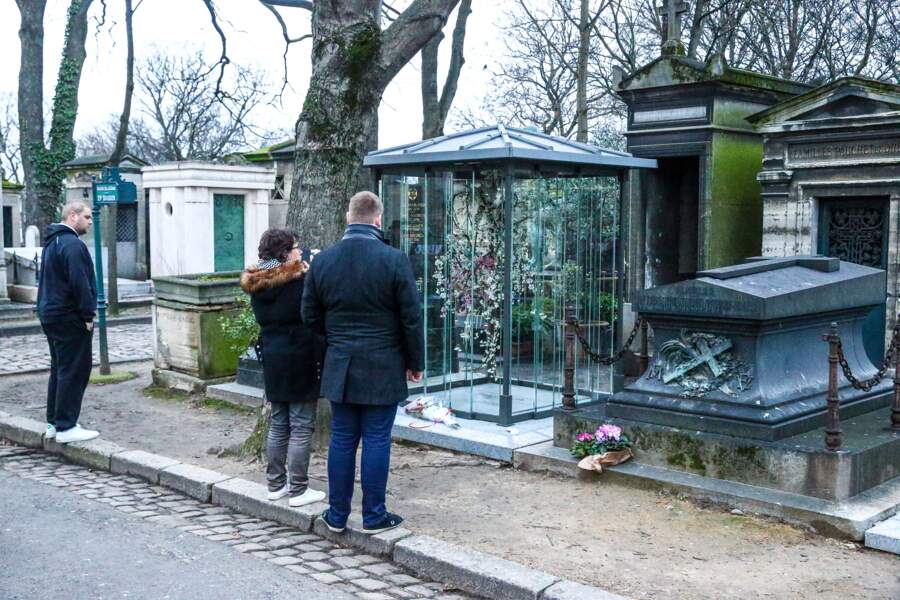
[665,433,708,476]
[89,370,138,385]
[706,133,764,268]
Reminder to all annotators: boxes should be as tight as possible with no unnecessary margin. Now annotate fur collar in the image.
[240,260,308,294]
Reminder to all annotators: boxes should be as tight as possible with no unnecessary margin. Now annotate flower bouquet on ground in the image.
[570,424,633,472]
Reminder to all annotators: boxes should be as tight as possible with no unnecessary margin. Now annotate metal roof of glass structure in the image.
[363,124,656,173]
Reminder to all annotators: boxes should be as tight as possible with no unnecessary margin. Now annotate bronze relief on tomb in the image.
[648,330,753,398]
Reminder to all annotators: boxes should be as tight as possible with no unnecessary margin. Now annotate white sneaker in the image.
[289,488,326,507]
[267,485,289,501]
[45,424,57,440]
[55,424,99,444]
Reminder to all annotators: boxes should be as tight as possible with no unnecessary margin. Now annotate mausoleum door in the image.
[213,194,245,272]
[645,156,699,286]
[2,207,11,247]
[817,197,889,362]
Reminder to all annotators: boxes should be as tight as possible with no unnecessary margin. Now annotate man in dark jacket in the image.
[37,201,99,444]
[302,190,423,535]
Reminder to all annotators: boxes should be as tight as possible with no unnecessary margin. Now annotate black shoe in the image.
[362,512,404,535]
[320,510,345,533]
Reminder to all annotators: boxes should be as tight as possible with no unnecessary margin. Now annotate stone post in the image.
[823,322,843,451]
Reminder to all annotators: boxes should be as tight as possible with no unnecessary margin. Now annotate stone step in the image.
[865,513,900,555]
[205,381,265,409]
[0,302,36,321]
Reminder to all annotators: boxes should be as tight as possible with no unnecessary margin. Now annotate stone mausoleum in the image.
[616,54,811,294]
[749,77,900,360]
[64,153,151,280]
[143,162,276,277]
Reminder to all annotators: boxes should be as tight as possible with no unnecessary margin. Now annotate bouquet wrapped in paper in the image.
[570,423,633,472]
[404,396,460,428]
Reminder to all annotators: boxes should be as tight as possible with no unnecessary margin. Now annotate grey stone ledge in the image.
[58,438,125,471]
[159,463,233,502]
[865,514,900,555]
[394,535,559,600]
[312,515,412,557]
[0,415,46,448]
[211,477,326,531]
[541,580,631,600]
[111,449,181,483]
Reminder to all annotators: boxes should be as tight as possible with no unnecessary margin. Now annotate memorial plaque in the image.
[786,138,900,167]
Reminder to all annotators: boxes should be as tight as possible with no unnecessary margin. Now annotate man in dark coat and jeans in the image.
[302,191,423,534]
[37,201,100,444]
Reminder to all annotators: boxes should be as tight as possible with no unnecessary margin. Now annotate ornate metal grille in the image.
[826,206,885,267]
[116,204,138,242]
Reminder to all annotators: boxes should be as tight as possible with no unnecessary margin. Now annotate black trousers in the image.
[42,320,93,432]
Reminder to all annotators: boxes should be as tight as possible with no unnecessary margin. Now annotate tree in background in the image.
[458,0,900,146]
[77,51,284,163]
[15,0,95,235]
[0,94,22,184]
[420,0,473,139]
[224,0,464,248]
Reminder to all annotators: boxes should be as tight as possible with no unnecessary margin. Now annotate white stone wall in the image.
[143,162,275,277]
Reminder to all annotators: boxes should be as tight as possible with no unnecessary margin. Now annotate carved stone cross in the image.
[657,0,689,55]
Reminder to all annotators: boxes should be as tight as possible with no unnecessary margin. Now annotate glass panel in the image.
[382,169,622,422]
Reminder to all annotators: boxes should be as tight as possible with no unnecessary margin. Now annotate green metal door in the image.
[213,194,245,272]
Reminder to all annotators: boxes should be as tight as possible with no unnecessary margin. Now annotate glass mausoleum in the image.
[364,126,656,423]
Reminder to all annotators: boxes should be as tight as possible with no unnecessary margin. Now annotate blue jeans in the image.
[327,402,397,528]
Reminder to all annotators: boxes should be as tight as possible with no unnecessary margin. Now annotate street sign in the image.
[94,182,119,205]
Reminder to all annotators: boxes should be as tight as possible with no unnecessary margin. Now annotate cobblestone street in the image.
[0,323,153,375]
[0,443,477,600]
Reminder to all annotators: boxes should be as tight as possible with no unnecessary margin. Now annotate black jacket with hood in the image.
[240,255,322,403]
[37,224,97,325]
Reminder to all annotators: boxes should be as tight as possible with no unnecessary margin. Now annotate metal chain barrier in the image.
[571,316,644,366]
[834,322,900,392]
[822,321,900,451]
[561,315,648,410]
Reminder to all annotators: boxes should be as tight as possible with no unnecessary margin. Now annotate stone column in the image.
[0,180,7,301]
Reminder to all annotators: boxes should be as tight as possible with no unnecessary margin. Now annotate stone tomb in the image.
[607,256,890,439]
[556,256,900,502]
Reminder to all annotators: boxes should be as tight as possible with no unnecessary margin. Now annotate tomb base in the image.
[554,404,900,501]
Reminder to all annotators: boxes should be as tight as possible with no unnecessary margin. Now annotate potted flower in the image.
[570,423,633,472]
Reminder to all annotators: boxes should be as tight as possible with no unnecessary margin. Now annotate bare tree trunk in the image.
[18,0,94,236]
[17,0,48,235]
[421,0,472,139]
[575,0,590,142]
[286,0,461,247]
[107,0,135,315]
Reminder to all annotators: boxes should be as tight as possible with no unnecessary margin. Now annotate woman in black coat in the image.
[239,228,325,508]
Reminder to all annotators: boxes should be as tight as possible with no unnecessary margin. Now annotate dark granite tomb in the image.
[605,256,892,440]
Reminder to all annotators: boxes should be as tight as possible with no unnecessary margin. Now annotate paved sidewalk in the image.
[0,323,152,375]
[0,443,477,600]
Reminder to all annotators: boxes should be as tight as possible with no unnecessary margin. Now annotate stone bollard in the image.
[313,396,332,453]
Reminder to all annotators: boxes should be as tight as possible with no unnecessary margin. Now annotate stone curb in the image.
[159,463,233,502]
[48,438,125,471]
[211,477,327,532]
[0,415,45,448]
[0,416,632,600]
[394,534,560,600]
[111,449,181,483]
[542,580,631,600]
[312,515,413,557]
